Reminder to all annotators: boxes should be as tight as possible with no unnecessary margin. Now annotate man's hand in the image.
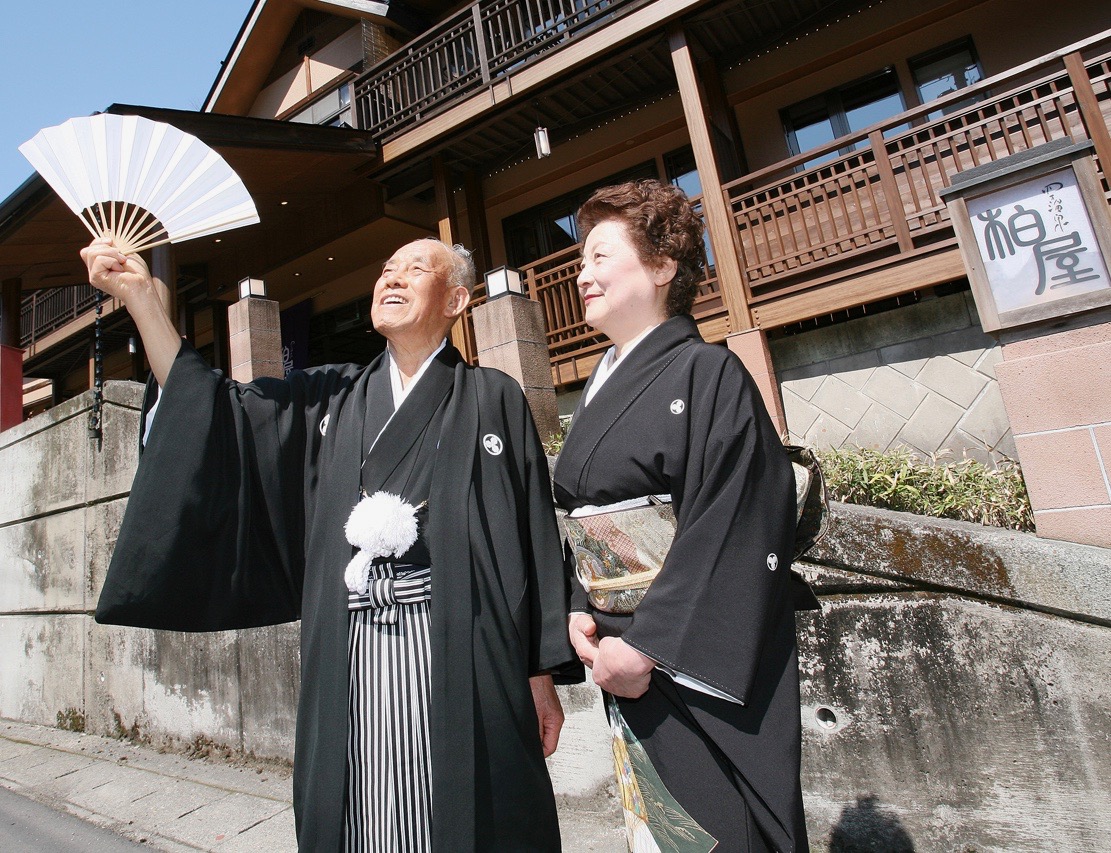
[81,238,156,306]
[591,637,654,699]
[529,673,564,758]
[568,612,600,667]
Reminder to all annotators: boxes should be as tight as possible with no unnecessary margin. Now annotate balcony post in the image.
[668,26,752,330]
[434,155,471,355]
[669,26,787,432]
[1064,52,1111,178]
[869,129,914,253]
[1,277,22,430]
[464,170,492,278]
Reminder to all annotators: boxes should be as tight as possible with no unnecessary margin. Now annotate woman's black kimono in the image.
[553,315,807,853]
[95,341,576,852]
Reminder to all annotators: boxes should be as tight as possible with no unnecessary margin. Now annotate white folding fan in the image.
[19,113,260,255]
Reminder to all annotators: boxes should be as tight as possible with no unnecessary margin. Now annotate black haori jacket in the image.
[96,341,576,851]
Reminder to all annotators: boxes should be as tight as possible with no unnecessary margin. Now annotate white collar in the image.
[386,339,447,409]
[584,323,660,407]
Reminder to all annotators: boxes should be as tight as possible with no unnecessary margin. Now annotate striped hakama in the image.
[345,563,434,853]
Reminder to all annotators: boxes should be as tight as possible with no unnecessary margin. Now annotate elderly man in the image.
[82,238,574,852]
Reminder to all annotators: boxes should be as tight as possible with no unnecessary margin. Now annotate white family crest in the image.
[483,434,504,456]
[670,399,685,414]
[319,414,330,436]
[767,553,779,572]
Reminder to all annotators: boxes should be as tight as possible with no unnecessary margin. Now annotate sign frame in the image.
[942,140,1111,333]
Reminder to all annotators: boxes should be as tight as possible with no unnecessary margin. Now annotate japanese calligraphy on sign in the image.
[967,166,1110,314]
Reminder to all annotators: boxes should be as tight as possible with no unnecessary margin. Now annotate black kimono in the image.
[553,315,807,853]
[95,341,575,852]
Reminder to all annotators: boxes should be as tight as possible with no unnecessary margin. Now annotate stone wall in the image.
[774,291,1016,466]
[3,382,1109,851]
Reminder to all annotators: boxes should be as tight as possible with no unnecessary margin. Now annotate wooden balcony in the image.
[21,285,99,350]
[513,32,1111,387]
[354,0,648,141]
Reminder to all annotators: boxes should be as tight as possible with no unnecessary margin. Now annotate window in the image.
[782,68,907,167]
[503,161,656,267]
[290,82,354,128]
[910,38,984,120]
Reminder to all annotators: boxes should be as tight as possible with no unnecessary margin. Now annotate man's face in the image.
[371,240,467,345]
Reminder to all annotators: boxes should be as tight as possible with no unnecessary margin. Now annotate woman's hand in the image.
[529,673,564,757]
[592,637,654,699]
[80,238,156,306]
[569,612,600,667]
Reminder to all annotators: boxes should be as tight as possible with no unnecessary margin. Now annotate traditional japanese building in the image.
[2,0,1110,541]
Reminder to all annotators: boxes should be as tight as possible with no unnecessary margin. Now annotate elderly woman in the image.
[553,180,807,853]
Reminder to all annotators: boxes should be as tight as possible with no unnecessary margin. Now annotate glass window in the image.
[910,38,984,119]
[289,82,354,128]
[663,147,714,272]
[782,68,906,167]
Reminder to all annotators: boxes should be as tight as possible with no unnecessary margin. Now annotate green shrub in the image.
[816,445,1034,532]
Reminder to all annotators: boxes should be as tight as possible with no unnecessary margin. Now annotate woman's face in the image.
[577,219,675,348]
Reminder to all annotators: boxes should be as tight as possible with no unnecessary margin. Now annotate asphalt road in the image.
[0,785,146,851]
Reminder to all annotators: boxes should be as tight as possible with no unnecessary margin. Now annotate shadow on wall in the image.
[829,794,915,852]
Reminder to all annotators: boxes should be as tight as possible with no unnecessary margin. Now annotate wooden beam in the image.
[751,248,966,328]
[669,26,752,331]
[432,155,457,245]
[150,244,178,331]
[463,170,492,277]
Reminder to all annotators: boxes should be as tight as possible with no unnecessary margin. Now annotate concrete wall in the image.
[3,382,1109,851]
[774,291,1016,466]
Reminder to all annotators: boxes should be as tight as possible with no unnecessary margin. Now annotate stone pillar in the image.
[1,277,23,431]
[471,295,560,442]
[726,327,787,438]
[994,313,1111,548]
[228,296,284,383]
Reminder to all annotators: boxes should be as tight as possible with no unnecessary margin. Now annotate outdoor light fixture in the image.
[484,265,525,299]
[128,337,138,355]
[534,126,551,159]
[238,277,267,299]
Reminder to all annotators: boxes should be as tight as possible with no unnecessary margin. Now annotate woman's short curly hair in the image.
[576,179,705,316]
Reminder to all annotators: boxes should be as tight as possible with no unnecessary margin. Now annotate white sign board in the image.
[966,166,1110,314]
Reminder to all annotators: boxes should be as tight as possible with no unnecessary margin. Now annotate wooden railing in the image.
[21,285,98,349]
[508,34,1111,383]
[354,0,640,139]
[725,35,1111,306]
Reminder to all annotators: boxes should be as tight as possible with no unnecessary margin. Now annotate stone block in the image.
[1013,430,1109,511]
[1033,506,1111,549]
[943,429,997,466]
[782,388,821,440]
[0,402,89,523]
[86,498,128,607]
[0,615,86,726]
[1094,425,1111,474]
[956,382,1012,452]
[995,339,1111,433]
[897,392,963,456]
[916,356,989,408]
[847,403,904,452]
[804,412,853,449]
[1001,313,1111,359]
[933,326,994,366]
[878,337,934,378]
[0,511,85,613]
[238,624,300,762]
[87,391,142,503]
[974,344,1003,380]
[862,365,929,419]
[811,376,871,430]
[780,367,826,401]
[799,595,1111,852]
[479,339,552,388]
[828,350,880,390]
[523,387,561,443]
[86,624,243,751]
[472,295,548,347]
[169,790,290,849]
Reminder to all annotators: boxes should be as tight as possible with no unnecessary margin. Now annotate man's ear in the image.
[654,255,678,287]
[445,285,471,319]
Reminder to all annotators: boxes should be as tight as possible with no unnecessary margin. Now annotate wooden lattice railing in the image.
[501,34,1111,384]
[354,0,639,139]
[21,284,98,349]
